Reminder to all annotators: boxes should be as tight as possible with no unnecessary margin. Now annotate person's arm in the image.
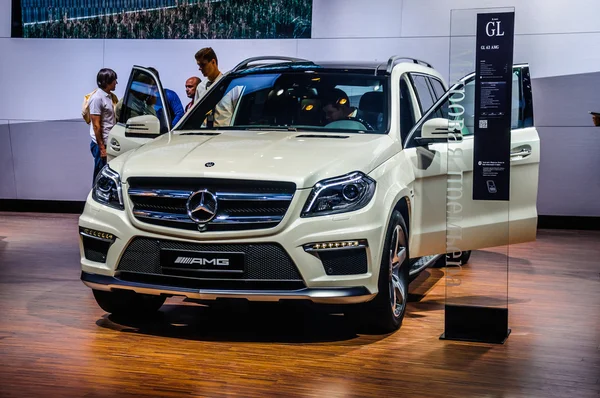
[214,86,242,127]
[168,90,185,127]
[89,97,106,157]
[91,114,105,157]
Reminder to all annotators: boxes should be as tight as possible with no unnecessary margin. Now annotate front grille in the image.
[116,238,304,288]
[319,248,368,275]
[127,177,296,232]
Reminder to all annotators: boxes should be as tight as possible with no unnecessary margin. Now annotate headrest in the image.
[359,91,384,113]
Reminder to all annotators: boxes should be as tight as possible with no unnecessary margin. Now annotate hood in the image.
[118,130,399,189]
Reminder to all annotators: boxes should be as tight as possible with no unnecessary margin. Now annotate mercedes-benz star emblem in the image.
[186,190,218,224]
[205,162,215,167]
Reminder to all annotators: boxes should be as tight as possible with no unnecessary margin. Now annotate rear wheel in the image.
[458,250,471,265]
[92,289,166,316]
[348,210,409,333]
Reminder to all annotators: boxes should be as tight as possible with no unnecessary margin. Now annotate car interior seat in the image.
[359,91,384,129]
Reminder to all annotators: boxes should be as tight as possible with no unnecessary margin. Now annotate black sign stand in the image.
[441,11,515,345]
[473,12,515,201]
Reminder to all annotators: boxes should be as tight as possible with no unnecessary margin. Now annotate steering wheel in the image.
[325,117,375,131]
[343,116,374,131]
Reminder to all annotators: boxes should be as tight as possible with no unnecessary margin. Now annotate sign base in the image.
[440,304,510,344]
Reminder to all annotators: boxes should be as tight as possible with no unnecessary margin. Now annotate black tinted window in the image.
[411,74,435,114]
[400,78,416,143]
[118,69,169,134]
[429,78,446,100]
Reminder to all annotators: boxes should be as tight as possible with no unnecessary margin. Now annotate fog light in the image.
[79,227,116,242]
[303,240,367,252]
[79,227,116,263]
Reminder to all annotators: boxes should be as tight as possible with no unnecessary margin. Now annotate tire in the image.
[459,250,471,265]
[348,210,410,333]
[92,289,166,316]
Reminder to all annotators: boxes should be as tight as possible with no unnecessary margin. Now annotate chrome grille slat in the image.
[133,210,195,223]
[213,215,284,224]
[133,210,284,225]
[129,189,192,199]
[217,193,294,201]
[127,178,295,232]
[129,189,293,202]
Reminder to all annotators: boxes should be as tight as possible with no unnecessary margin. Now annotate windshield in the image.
[179,72,388,133]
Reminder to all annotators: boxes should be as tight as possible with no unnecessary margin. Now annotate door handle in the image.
[510,147,531,160]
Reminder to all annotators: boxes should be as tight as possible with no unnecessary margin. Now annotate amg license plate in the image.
[160,249,245,274]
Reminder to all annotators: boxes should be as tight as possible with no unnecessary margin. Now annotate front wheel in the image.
[347,210,410,333]
[92,289,166,317]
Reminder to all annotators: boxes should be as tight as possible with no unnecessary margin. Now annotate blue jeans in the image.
[90,141,106,184]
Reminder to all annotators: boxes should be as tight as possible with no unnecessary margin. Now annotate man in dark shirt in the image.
[147,67,184,128]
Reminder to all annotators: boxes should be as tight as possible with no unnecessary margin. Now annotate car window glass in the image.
[411,74,436,115]
[180,73,389,133]
[400,77,416,143]
[520,67,534,128]
[429,78,446,100]
[119,69,169,134]
[406,67,530,148]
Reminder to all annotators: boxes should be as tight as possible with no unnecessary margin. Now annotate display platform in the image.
[1,212,598,397]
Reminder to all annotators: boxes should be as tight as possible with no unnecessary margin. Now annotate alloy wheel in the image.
[388,225,407,319]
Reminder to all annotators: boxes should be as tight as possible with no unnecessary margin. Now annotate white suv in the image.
[79,56,539,332]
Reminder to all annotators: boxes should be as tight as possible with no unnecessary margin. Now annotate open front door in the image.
[406,65,540,256]
[106,66,170,161]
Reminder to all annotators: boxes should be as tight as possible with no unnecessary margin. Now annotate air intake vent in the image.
[295,134,349,139]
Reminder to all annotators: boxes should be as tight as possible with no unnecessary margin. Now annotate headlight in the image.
[92,166,124,210]
[301,171,375,217]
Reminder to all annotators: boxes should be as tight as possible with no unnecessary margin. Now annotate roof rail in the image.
[377,56,433,74]
[231,56,312,73]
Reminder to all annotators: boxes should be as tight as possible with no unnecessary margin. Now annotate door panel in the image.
[406,65,540,256]
[107,66,169,159]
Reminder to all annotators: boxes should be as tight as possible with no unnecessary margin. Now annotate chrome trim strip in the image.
[79,231,115,243]
[216,192,293,201]
[128,189,293,202]
[133,210,195,223]
[81,272,375,304]
[133,210,283,225]
[213,215,283,224]
[128,189,192,199]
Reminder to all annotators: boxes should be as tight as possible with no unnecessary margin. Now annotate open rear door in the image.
[106,66,170,161]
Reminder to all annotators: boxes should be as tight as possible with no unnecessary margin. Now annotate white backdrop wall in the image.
[1,0,599,216]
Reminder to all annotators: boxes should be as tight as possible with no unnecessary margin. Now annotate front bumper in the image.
[79,185,390,301]
[81,271,375,304]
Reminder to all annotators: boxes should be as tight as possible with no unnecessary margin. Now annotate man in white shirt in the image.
[89,68,118,183]
[194,47,224,103]
[193,47,242,127]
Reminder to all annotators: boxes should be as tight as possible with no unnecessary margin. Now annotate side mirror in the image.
[415,118,462,146]
[125,115,161,137]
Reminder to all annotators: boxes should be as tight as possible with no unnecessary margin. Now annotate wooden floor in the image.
[0,212,598,398]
